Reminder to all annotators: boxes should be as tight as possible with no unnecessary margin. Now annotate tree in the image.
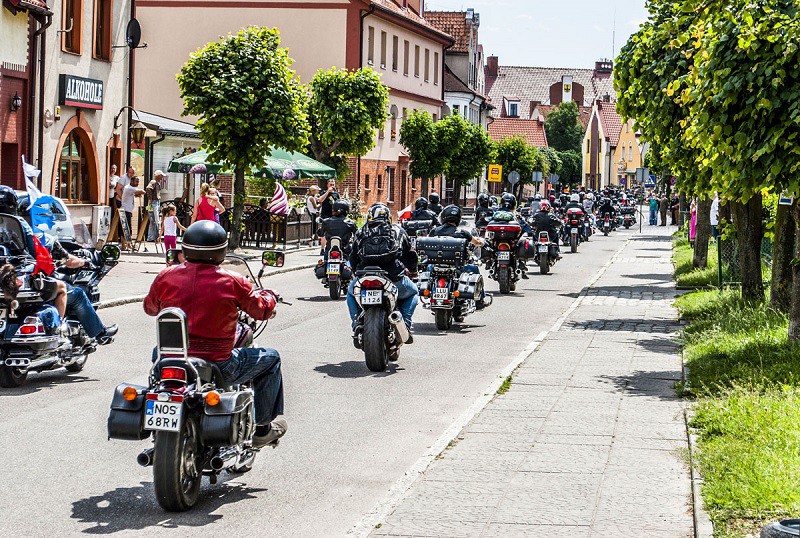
[306,67,389,181]
[494,136,549,198]
[555,150,582,186]
[445,122,493,205]
[399,111,468,196]
[544,101,584,153]
[178,27,309,250]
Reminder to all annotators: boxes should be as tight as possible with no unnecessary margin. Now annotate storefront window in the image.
[58,132,91,202]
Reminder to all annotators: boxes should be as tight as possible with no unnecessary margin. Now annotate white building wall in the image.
[0,9,30,68]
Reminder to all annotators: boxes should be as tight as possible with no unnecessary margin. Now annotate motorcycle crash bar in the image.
[388,311,411,344]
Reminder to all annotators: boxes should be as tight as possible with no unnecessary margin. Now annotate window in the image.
[364,174,370,190]
[93,0,112,60]
[392,36,399,71]
[377,174,383,191]
[434,52,439,85]
[402,107,407,121]
[433,113,438,122]
[414,45,420,77]
[58,131,91,202]
[424,48,430,82]
[390,105,398,140]
[386,168,394,201]
[453,104,459,116]
[508,102,518,117]
[380,31,387,68]
[367,26,375,64]
[62,0,83,54]
[403,40,410,75]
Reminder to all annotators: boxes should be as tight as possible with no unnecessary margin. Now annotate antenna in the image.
[612,8,617,59]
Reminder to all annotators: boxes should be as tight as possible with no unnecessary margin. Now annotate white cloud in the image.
[517,14,533,20]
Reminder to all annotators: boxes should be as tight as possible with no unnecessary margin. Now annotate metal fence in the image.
[219,205,313,250]
[717,236,773,286]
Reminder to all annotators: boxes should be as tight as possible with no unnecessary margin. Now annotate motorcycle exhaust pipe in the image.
[210,448,239,471]
[137,448,155,467]
[388,311,411,344]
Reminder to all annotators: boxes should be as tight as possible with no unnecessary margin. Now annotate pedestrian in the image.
[649,193,658,225]
[659,194,669,226]
[160,203,186,255]
[114,165,134,241]
[207,187,225,224]
[121,176,146,249]
[670,194,680,225]
[146,170,165,241]
[306,185,320,242]
[190,182,225,224]
[689,200,697,245]
[710,193,720,239]
[108,164,119,204]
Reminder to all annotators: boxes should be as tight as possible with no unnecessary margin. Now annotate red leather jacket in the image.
[144,262,276,362]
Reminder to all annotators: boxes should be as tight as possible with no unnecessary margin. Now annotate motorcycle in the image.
[314,237,352,300]
[402,219,434,267]
[484,213,523,294]
[352,267,411,372]
[601,215,612,236]
[565,208,584,253]
[583,214,593,241]
[416,237,485,330]
[533,231,559,275]
[621,206,637,229]
[106,250,286,511]
[0,216,120,388]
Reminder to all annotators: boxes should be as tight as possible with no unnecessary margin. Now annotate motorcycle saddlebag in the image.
[416,237,467,266]
[201,391,254,447]
[403,219,433,235]
[314,263,327,280]
[457,272,483,300]
[107,383,149,440]
[417,271,430,293]
[516,238,538,260]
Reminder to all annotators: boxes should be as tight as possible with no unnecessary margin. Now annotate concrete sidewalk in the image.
[373,227,694,537]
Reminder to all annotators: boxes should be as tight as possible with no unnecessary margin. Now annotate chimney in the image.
[487,55,499,78]
[594,59,613,78]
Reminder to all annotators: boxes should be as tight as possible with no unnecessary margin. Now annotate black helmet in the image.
[367,203,391,223]
[489,195,499,207]
[182,221,228,265]
[500,192,517,211]
[477,193,489,208]
[332,200,349,217]
[441,204,462,225]
[414,197,429,210]
[429,192,440,205]
[0,186,19,216]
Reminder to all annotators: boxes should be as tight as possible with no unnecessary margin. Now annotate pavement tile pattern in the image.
[373,228,694,537]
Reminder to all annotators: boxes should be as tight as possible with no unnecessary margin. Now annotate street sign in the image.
[488,164,503,183]
[533,171,544,184]
[779,193,794,206]
[508,171,520,185]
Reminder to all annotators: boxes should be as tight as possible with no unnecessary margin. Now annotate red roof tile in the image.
[424,11,473,53]
[597,101,623,146]
[535,103,594,130]
[370,1,454,42]
[488,118,548,148]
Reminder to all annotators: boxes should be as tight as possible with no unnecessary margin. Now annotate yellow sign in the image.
[488,164,503,183]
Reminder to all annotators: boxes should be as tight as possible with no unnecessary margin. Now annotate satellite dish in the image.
[126,19,141,49]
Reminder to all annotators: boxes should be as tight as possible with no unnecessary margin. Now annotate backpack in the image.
[359,223,400,265]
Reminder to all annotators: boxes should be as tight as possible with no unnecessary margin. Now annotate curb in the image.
[96,262,318,310]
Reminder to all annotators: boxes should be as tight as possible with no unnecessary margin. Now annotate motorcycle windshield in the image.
[221,255,257,283]
[0,215,31,256]
[71,219,95,249]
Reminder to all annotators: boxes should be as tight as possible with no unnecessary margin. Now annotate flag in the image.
[22,155,43,205]
[398,203,413,221]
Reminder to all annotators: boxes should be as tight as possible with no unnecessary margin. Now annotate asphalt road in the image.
[0,227,632,537]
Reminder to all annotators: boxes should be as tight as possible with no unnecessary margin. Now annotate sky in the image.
[425,0,650,69]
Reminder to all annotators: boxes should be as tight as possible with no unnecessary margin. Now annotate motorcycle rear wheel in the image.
[435,309,452,330]
[570,235,578,253]
[0,365,27,388]
[363,308,388,372]
[539,254,550,275]
[153,417,203,512]
[497,268,511,294]
[329,282,341,300]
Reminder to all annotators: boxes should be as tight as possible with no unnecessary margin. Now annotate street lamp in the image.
[130,121,147,144]
[10,92,22,112]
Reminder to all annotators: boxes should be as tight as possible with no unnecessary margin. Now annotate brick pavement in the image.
[372,227,694,537]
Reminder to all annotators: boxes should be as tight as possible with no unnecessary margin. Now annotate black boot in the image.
[96,324,118,345]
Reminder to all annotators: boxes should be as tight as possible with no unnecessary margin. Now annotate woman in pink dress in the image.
[689,200,697,244]
[191,182,225,224]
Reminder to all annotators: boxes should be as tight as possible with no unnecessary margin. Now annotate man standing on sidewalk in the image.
[659,194,669,226]
[146,171,165,242]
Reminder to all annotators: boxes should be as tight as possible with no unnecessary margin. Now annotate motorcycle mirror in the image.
[262,250,284,268]
[165,248,183,266]
[101,244,121,262]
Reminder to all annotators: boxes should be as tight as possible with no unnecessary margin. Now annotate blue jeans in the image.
[66,284,104,338]
[218,347,283,426]
[347,275,419,329]
[649,209,657,225]
[148,200,161,241]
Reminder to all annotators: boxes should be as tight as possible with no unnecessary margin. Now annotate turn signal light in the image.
[453,291,460,298]
[122,386,138,401]
[423,289,430,296]
[205,391,221,406]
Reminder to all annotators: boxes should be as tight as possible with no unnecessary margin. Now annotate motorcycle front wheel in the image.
[363,308,388,372]
[0,365,27,388]
[153,416,203,512]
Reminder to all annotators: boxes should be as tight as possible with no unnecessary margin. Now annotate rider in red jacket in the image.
[143,221,287,448]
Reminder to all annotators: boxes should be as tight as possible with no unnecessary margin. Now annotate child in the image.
[160,204,186,252]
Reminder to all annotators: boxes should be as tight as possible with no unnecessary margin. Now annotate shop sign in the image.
[58,75,103,110]
[488,164,503,183]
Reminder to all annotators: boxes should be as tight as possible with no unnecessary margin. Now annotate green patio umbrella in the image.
[167,150,225,174]
[167,148,336,180]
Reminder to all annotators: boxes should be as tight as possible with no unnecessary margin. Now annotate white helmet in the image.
[570,194,580,202]
[586,193,595,200]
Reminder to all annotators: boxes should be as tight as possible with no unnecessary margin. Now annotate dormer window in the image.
[508,102,519,117]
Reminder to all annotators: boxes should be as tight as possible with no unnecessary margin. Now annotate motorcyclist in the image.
[429,205,490,308]
[598,197,617,226]
[583,192,597,227]
[347,203,419,340]
[475,193,494,229]
[428,193,443,215]
[529,195,541,214]
[0,186,117,344]
[493,193,530,279]
[564,193,584,213]
[408,197,439,225]
[143,221,287,449]
[319,200,358,251]
[531,201,563,249]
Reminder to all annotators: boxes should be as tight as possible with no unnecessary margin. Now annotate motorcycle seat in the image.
[157,357,230,391]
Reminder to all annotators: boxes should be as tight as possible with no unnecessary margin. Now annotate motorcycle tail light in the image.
[540,236,548,243]
[571,220,578,225]
[361,279,384,289]
[161,367,187,381]
[498,243,510,251]
[17,316,44,336]
[438,278,447,288]
[330,251,341,259]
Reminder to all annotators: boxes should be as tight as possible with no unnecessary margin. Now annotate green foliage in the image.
[554,150,582,185]
[445,122,494,187]
[543,101,584,153]
[306,67,389,179]
[673,236,718,287]
[399,111,470,188]
[493,135,548,191]
[177,26,309,173]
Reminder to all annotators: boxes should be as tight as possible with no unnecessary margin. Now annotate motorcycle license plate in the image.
[144,400,182,432]
[571,228,579,235]
[538,245,548,253]
[411,238,417,249]
[362,290,383,305]
[433,288,449,301]
[497,252,511,261]
[327,263,340,275]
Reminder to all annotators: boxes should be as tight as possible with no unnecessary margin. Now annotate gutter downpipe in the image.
[147,133,166,180]
[358,5,375,202]
[35,13,52,189]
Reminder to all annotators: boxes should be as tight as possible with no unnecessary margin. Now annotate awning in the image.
[138,111,199,139]
[6,0,52,15]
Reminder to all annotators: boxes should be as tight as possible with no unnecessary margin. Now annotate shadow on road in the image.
[71,480,266,534]
[0,372,98,396]
[295,295,337,303]
[314,360,400,378]
[413,322,485,336]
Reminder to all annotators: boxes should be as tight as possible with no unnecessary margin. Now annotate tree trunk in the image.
[719,197,732,225]
[732,195,764,301]
[228,167,246,251]
[789,203,800,340]
[421,177,430,198]
[678,192,687,227]
[452,181,462,206]
[693,196,712,269]
[771,201,795,313]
